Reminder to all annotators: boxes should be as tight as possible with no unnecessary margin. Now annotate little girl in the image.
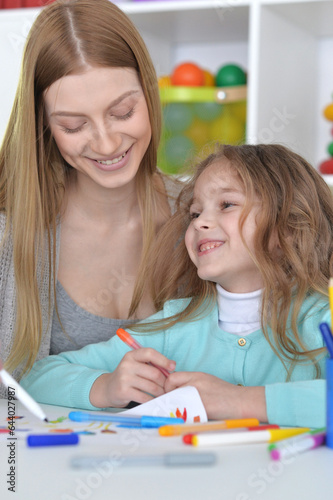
[21,144,333,427]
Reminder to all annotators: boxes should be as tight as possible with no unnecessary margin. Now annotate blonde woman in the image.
[0,0,180,396]
[22,144,333,427]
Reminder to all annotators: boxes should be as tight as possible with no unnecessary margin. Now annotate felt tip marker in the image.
[27,434,79,447]
[319,322,333,358]
[116,328,170,377]
[190,428,310,447]
[69,411,184,428]
[159,418,260,437]
[182,425,280,445]
[268,428,326,461]
[71,452,217,469]
[0,361,48,422]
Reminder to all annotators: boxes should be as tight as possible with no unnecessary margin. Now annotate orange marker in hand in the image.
[116,328,170,377]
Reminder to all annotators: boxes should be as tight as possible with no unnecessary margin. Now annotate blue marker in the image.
[27,434,79,447]
[69,411,184,428]
[319,322,333,358]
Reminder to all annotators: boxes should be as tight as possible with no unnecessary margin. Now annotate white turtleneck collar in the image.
[216,284,263,335]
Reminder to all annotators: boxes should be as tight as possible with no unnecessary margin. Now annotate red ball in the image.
[319,158,333,174]
[171,62,204,87]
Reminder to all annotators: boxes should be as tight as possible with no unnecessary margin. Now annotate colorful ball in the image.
[328,141,333,157]
[164,135,195,172]
[210,109,245,144]
[158,75,172,88]
[171,62,204,87]
[163,103,193,134]
[203,69,215,86]
[323,103,333,122]
[215,64,246,87]
[185,118,211,150]
[319,158,333,174]
[193,102,222,122]
[228,101,247,123]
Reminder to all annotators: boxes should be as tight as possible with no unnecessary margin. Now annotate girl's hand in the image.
[90,349,176,408]
[165,371,267,422]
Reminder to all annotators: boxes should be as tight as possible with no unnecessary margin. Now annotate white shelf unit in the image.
[0,0,332,184]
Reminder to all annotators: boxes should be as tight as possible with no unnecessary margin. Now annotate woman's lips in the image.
[91,146,132,172]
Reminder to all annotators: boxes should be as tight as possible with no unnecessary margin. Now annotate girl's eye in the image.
[221,201,235,210]
[189,212,200,220]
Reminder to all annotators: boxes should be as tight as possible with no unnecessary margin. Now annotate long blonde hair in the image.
[0,0,162,374]
[132,144,333,377]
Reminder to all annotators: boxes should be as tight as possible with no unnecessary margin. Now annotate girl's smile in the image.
[185,160,264,293]
[197,239,224,255]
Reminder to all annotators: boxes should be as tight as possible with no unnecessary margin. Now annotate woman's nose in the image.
[90,125,122,155]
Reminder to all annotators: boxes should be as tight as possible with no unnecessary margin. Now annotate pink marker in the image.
[116,328,170,377]
[269,429,326,461]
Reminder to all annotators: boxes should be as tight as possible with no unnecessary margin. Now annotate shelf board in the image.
[261,0,333,37]
[122,2,250,44]
[121,1,250,14]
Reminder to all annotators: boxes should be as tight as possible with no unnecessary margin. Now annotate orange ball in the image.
[171,62,204,87]
[323,103,333,122]
[158,75,172,88]
[203,69,215,86]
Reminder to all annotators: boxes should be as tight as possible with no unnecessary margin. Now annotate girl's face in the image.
[185,160,264,293]
[44,66,151,191]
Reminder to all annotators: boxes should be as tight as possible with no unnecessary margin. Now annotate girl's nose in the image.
[193,212,214,230]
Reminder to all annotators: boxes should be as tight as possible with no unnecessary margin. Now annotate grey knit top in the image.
[0,175,182,397]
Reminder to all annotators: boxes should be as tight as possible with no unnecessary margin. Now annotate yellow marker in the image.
[329,277,333,328]
[191,427,309,447]
[158,418,260,437]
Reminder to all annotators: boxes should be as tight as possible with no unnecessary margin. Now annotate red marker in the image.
[116,328,170,378]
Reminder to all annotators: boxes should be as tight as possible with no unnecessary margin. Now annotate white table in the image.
[0,400,332,500]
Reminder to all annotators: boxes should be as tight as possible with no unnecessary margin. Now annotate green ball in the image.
[328,141,333,157]
[164,135,194,173]
[163,103,193,134]
[193,102,222,122]
[215,64,246,87]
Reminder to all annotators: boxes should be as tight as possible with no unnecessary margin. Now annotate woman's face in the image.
[44,66,151,190]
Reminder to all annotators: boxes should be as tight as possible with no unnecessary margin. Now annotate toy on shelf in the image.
[157,62,247,174]
[319,97,333,175]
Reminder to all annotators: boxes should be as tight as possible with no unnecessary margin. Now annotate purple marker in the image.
[269,428,326,461]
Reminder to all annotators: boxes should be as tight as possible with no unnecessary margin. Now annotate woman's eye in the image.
[114,108,135,120]
[62,125,83,134]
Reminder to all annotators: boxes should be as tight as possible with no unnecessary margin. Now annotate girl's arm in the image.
[20,333,174,410]
[165,372,267,422]
[165,372,326,428]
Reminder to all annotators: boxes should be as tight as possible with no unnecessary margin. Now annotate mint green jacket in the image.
[21,293,329,428]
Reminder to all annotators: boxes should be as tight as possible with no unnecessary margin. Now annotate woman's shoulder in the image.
[159,172,185,214]
[0,212,7,233]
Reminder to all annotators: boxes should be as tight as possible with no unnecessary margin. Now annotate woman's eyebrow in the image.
[50,90,140,117]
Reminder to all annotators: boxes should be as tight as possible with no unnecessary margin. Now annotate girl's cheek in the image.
[184,229,192,253]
